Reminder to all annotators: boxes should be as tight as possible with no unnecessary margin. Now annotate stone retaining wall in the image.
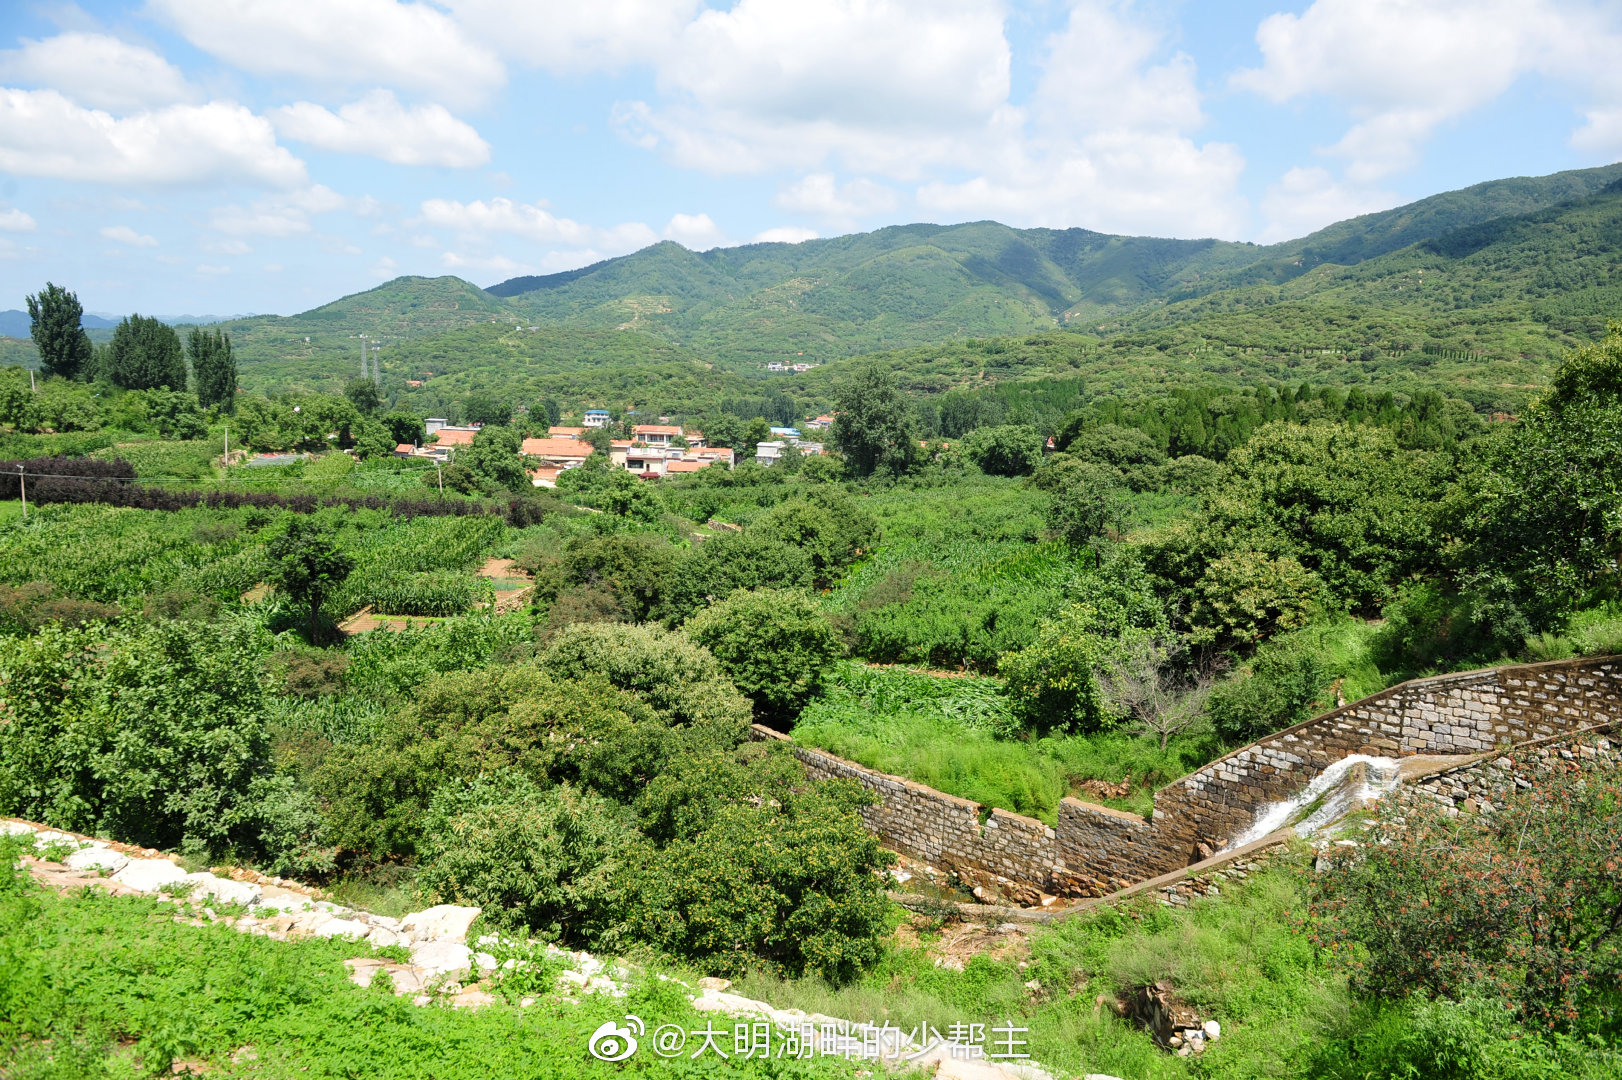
[764,655,1622,900]
[1402,728,1620,815]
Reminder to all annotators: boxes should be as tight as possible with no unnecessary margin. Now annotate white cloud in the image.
[101,224,158,246]
[370,255,399,278]
[444,0,703,74]
[0,89,306,186]
[0,32,194,111]
[418,196,659,253]
[662,212,726,249]
[914,3,1247,238]
[751,226,819,245]
[0,206,37,232]
[1572,106,1622,155]
[150,0,504,107]
[618,0,1011,177]
[201,237,253,255]
[1233,0,1622,182]
[270,90,490,168]
[776,173,899,227]
[1256,166,1400,244]
[207,185,367,236]
[441,250,534,275]
[196,264,230,275]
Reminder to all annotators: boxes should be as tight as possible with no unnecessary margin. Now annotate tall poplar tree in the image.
[26,282,94,380]
[188,327,237,411]
[107,315,186,391]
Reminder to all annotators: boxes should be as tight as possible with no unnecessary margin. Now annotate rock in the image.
[1024,979,1042,991]
[366,926,403,948]
[1176,1046,1191,1057]
[1039,893,1057,907]
[1168,1035,1183,1048]
[697,977,732,991]
[287,910,334,935]
[410,940,473,977]
[366,914,402,932]
[252,892,311,914]
[34,831,73,842]
[111,858,189,892]
[399,905,481,944]
[474,952,497,970]
[1203,1020,1221,1041]
[314,918,370,939]
[183,872,261,906]
[0,822,37,836]
[64,848,129,873]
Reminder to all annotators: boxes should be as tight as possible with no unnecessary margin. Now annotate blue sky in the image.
[1,0,1620,318]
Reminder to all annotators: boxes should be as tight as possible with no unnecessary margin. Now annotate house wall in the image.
[759,655,1622,900]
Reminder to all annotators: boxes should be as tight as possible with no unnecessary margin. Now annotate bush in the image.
[1206,630,1332,745]
[1189,549,1324,646]
[662,530,815,624]
[962,424,1043,477]
[1030,456,1127,547]
[628,748,892,981]
[751,487,880,587]
[417,774,631,944]
[1312,764,1622,1028]
[684,588,841,729]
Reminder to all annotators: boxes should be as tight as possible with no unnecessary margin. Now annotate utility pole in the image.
[29,369,35,391]
[17,464,25,519]
[436,462,444,499]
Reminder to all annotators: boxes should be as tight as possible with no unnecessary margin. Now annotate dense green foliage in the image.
[106,314,187,391]
[25,282,92,381]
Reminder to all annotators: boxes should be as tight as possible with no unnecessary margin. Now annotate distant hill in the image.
[0,310,118,338]
[481,163,1622,365]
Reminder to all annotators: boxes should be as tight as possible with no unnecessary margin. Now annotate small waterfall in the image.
[1224,754,1401,850]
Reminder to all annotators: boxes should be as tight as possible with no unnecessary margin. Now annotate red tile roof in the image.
[433,428,476,446]
[521,437,593,458]
[632,424,683,436]
[548,426,585,438]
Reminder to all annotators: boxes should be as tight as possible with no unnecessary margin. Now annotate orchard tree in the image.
[463,393,510,427]
[461,424,528,492]
[684,588,841,729]
[1031,455,1127,547]
[830,365,917,477]
[343,376,384,415]
[267,519,354,643]
[188,327,237,411]
[962,423,1043,477]
[26,282,94,381]
[107,315,186,391]
[382,411,425,447]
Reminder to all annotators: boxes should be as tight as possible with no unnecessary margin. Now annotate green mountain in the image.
[483,163,1622,366]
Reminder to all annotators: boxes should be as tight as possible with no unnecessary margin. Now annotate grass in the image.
[0,843,861,1080]
[792,662,1211,821]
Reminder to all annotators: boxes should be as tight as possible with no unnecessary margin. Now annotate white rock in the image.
[411,940,473,977]
[474,952,497,970]
[183,873,261,906]
[1203,1020,1221,1041]
[111,858,189,891]
[34,831,73,842]
[252,892,311,914]
[315,918,370,939]
[366,926,403,948]
[366,915,402,932]
[288,910,334,935]
[64,848,129,873]
[399,905,481,944]
[0,822,36,836]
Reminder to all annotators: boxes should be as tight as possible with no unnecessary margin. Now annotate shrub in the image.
[628,748,892,981]
[962,424,1043,477]
[1206,630,1331,745]
[1030,456,1127,547]
[1189,550,1324,646]
[750,487,880,587]
[684,588,841,729]
[1312,765,1622,1028]
[417,774,631,944]
[662,530,815,624]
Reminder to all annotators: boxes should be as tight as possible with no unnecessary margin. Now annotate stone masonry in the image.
[760,655,1622,900]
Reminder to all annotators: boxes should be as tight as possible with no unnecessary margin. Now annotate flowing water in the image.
[1224,754,1402,850]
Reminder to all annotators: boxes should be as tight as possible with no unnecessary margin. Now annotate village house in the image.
[632,424,682,446]
[548,426,586,439]
[583,409,611,428]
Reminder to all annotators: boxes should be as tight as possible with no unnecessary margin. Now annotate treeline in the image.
[0,456,509,521]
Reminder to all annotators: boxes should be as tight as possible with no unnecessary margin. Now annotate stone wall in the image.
[763,655,1622,900]
[1402,729,1620,816]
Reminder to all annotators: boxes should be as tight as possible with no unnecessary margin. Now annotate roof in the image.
[548,426,585,438]
[585,409,610,415]
[632,424,683,436]
[690,447,733,458]
[610,439,633,449]
[433,429,476,446]
[393,443,414,454]
[521,437,593,458]
[665,460,711,473]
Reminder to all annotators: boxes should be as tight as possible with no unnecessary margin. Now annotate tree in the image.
[26,282,93,381]
[343,376,383,415]
[751,487,881,587]
[535,397,562,426]
[266,519,353,643]
[830,365,918,477]
[1189,550,1324,646]
[663,530,815,624]
[417,774,631,944]
[962,423,1043,477]
[106,315,186,391]
[1097,636,1211,750]
[1206,630,1330,744]
[461,424,528,492]
[1463,325,1622,638]
[382,410,424,447]
[684,588,841,729]
[188,327,236,411]
[1031,455,1127,546]
[463,393,510,427]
